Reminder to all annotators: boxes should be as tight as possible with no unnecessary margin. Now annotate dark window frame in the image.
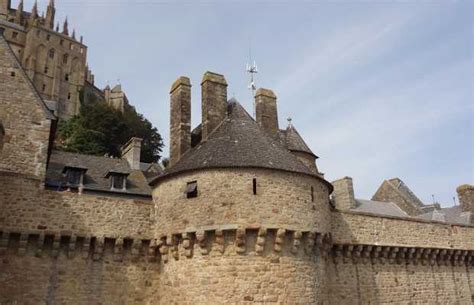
[110,174,126,190]
[186,181,198,198]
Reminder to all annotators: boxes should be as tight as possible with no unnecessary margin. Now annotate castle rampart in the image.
[152,168,331,236]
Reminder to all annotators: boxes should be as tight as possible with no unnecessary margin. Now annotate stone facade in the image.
[0,0,90,119]
[1,20,473,304]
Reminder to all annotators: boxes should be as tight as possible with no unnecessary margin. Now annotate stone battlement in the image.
[0,230,156,261]
[157,227,333,262]
[332,243,473,266]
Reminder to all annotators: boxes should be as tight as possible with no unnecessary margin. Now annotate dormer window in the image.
[62,166,87,189]
[111,174,126,190]
[104,170,129,191]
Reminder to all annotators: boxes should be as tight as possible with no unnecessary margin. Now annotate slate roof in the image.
[46,150,151,197]
[417,206,472,225]
[352,199,408,218]
[151,99,331,189]
[280,125,316,157]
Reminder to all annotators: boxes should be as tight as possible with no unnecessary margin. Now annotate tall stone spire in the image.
[55,22,59,32]
[72,29,76,40]
[31,0,38,20]
[63,17,69,36]
[45,0,55,29]
[15,0,24,24]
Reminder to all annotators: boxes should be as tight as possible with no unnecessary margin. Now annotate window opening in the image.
[186,181,198,198]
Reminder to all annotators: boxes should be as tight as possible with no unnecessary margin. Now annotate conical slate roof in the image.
[152,99,329,186]
[283,125,316,157]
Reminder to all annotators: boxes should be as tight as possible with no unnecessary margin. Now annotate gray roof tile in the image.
[151,100,331,190]
[46,150,151,197]
[352,199,408,218]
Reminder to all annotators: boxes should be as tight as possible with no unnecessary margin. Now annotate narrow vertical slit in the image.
[253,178,257,195]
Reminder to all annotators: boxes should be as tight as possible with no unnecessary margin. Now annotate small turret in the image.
[45,0,55,29]
[62,17,69,36]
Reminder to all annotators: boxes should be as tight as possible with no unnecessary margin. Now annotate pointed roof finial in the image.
[15,0,24,22]
[17,0,24,12]
[287,117,293,127]
[63,17,69,35]
[31,0,38,19]
[49,0,55,8]
[72,29,76,40]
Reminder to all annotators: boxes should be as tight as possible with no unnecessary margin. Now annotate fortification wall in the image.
[152,168,331,236]
[329,211,474,304]
[327,260,473,304]
[0,244,160,305]
[0,173,157,304]
[332,211,474,249]
[0,175,153,240]
[156,227,331,304]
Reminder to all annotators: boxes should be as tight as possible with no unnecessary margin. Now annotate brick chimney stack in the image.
[255,88,279,136]
[169,76,191,166]
[332,177,357,210]
[121,137,142,170]
[201,71,227,140]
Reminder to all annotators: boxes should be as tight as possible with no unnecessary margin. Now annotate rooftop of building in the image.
[151,98,331,190]
[46,150,155,197]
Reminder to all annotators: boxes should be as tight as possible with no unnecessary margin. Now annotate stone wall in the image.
[152,168,331,236]
[157,228,330,304]
[0,175,153,239]
[372,180,420,216]
[0,34,51,179]
[327,260,473,304]
[0,246,160,305]
[331,211,474,249]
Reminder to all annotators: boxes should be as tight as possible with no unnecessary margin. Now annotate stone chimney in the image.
[332,177,356,210]
[169,76,191,166]
[457,184,474,213]
[255,88,279,136]
[201,71,227,140]
[121,137,142,170]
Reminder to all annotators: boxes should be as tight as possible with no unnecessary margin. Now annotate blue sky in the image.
[17,0,473,206]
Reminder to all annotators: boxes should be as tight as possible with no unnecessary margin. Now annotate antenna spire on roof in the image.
[246,39,258,117]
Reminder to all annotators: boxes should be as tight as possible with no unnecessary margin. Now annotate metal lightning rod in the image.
[246,40,258,118]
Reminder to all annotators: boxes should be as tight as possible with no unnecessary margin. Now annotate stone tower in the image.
[150,72,333,303]
[0,0,90,119]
